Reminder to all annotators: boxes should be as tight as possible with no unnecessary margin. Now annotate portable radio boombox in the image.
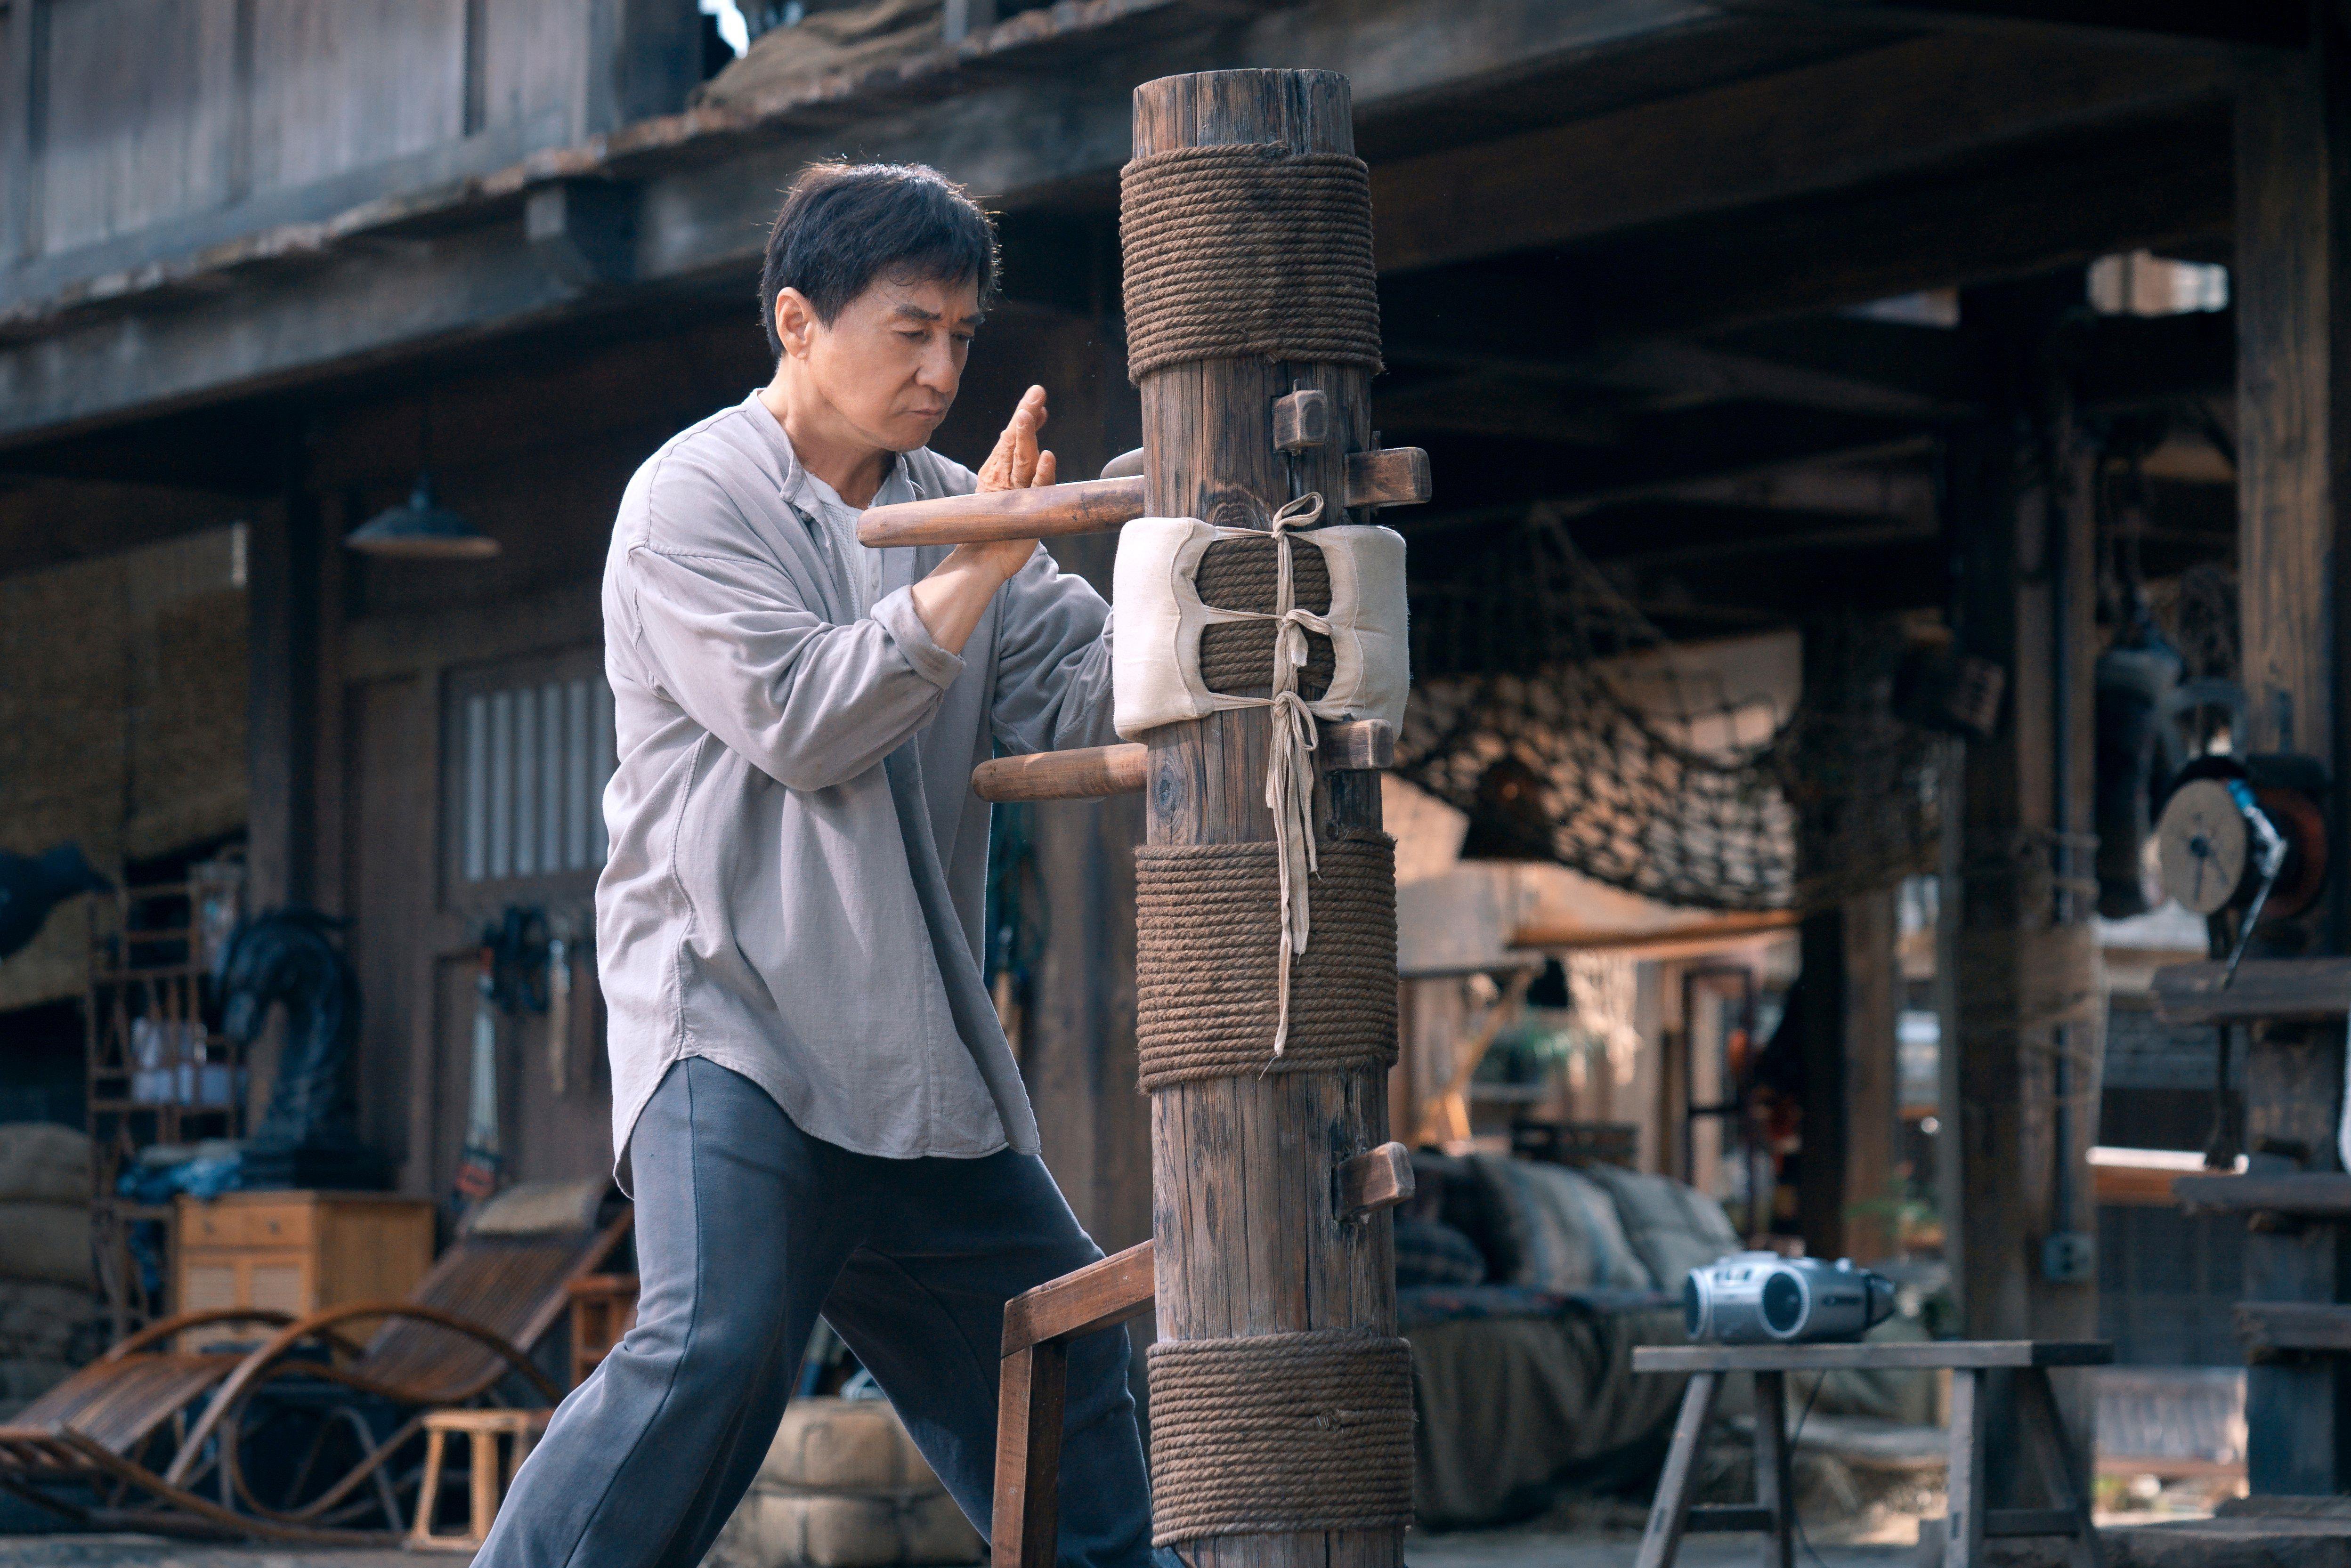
[1682,1253,1897,1344]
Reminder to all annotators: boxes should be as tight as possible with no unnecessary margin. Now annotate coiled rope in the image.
[1147,1330,1416,1546]
[1197,533,1337,699]
[1120,143,1383,383]
[1135,834,1397,1089]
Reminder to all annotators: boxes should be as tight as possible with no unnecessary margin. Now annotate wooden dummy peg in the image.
[857,449,1429,547]
[1274,388,1332,453]
[1338,1142,1415,1220]
[971,721,1394,803]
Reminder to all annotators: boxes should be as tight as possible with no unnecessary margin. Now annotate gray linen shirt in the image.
[595,393,1117,1180]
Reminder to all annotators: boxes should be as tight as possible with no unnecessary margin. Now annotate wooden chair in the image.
[989,1143,1414,1568]
[0,1179,630,1543]
[1630,1339,2113,1568]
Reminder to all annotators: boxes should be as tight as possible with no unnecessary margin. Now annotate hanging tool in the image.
[548,930,572,1097]
[453,948,504,1209]
[451,907,550,1212]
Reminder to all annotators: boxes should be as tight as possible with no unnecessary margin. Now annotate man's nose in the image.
[916,340,959,397]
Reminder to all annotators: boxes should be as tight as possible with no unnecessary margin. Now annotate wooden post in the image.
[2232,4,2351,1494]
[1135,70,1400,1568]
[1795,620,1904,1264]
[1946,276,2103,1486]
[248,450,321,911]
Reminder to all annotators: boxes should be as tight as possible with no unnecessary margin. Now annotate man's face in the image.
[785,272,981,453]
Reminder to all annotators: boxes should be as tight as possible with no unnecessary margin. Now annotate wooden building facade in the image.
[1,0,2345,1496]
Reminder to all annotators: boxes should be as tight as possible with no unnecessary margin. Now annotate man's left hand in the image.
[977,385,1056,494]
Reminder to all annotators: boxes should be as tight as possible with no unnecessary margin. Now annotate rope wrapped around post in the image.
[1146,1330,1416,1546]
[1134,834,1398,1089]
[1119,144,1383,382]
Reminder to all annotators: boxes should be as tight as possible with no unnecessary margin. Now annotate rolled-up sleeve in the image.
[629,542,964,792]
[988,544,1119,755]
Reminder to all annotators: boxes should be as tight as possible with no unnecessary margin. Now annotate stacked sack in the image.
[0,1123,102,1419]
[705,1397,983,1568]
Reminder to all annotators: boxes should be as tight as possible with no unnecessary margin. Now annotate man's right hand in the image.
[910,386,1056,654]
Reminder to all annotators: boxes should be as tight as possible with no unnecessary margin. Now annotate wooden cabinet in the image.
[174,1191,435,1349]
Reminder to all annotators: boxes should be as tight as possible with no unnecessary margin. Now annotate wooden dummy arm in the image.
[859,450,1430,548]
[973,721,1394,803]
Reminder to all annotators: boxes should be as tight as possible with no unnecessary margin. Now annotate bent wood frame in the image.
[0,1212,631,1542]
[992,1145,1413,1568]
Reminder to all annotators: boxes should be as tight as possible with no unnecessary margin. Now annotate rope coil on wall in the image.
[1119,143,1383,382]
[1134,834,1398,1090]
[1147,1330,1417,1546]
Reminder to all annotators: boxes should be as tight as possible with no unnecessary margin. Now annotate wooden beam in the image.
[1716,0,2307,54]
[2231,6,2351,1495]
[247,459,322,910]
[1379,111,2233,368]
[1946,277,2103,1487]
[1370,33,2225,275]
[2151,959,2351,1025]
[0,0,1726,447]
[2176,1173,2351,1218]
[2240,1301,2351,1358]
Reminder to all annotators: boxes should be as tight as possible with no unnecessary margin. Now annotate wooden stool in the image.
[1630,1339,2113,1568]
[406,1407,553,1552]
[566,1272,640,1389]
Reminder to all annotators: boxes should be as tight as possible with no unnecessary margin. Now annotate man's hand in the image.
[909,386,1057,655]
[976,384,1057,494]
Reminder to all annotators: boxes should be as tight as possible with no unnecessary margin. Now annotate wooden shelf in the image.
[2175,1172,2351,1217]
[2152,959,2351,1025]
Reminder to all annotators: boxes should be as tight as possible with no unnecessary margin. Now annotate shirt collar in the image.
[742,392,927,518]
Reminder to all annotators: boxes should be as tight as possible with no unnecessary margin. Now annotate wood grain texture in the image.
[975,745,1150,803]
[1337,1143,1413,1219]
[857,476,1147,547]
[2232,14,2351,1492]
[1001,1240,1156,1352]
[1135,68,1400,1568]
[1341,448,1430,509]
[992,1341,1067,1568]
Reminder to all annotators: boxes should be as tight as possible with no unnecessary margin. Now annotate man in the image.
[477,162,1148,1568]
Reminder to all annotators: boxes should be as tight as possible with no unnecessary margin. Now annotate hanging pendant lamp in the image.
[345,391,497,559]
[1456,755,1559,863]
[345,472,499,559]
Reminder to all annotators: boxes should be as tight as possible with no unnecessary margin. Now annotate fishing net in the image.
[1394,506,1940,913]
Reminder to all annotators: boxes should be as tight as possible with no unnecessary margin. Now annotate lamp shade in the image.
[344,473,498,559]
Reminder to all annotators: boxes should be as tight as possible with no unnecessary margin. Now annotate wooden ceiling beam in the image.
[1370,32,2226,275]
[1712,0,2306,55]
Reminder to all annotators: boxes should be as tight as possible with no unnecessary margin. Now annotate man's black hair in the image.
[760,162,998,355]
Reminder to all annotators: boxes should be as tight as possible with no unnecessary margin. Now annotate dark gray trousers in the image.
[476,1056,1152,1568]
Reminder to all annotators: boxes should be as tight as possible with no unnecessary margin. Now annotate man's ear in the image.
[774,287,820,359]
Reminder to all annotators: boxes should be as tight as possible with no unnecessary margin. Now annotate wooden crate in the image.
[173,1190,435,1349]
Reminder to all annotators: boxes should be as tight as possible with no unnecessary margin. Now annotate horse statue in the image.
[216,907,361,1153]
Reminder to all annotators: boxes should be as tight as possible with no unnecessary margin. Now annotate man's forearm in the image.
[910,540,1033,654]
